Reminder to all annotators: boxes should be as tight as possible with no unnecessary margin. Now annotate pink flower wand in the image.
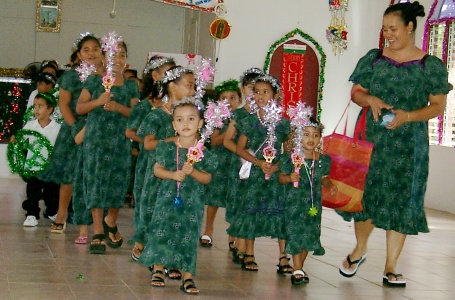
[291,152,304,188]
[261,99,282,180]
[101,31,122,93]
[194,57,215,100]
[186,99,231,165]
[75,61,96,82]
[263,145,277,180]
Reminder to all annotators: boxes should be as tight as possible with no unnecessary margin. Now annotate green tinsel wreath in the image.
[7,129,53,178]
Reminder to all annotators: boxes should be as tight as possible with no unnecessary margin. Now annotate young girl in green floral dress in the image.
[76,40,140,254]
[223,68,264,262]
[126,56,176,261]
[199,79,242,248]
[133,66,195,280]
[226,75,292,274]
[139,101,217,295]
[279,117,337,285]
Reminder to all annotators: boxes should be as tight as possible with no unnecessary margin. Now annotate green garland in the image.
[22,106,35,127]
[7,129,53,178]
[263,28,326,120]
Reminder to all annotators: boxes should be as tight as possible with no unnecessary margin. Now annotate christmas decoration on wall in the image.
[210,3,230,40]
[0,79,32,141]
[326,0,349,55]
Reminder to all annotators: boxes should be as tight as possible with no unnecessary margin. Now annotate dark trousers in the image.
[22,176,59,219]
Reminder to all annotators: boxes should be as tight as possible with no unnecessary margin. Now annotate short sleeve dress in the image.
[280,153,331,255]
[82,75,139,209]
[226,114,290,240]
[38,68,83,184]
[131,108,174,245]
[225,107,250,223]
[139,140,218,275]
[338,49,452,235]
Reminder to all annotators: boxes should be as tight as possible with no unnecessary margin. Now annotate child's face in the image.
[301,126,321,151]
[219,91,241,111]
[170,73,195,101]
[241,81,255,98]
[78,39,102,66]
[33,97,53,123]
[111,45,127,74]
[37,81,53,93]
[172,105,203,138]
[254,82,276,108]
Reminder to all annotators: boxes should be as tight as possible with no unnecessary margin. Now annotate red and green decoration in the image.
[0,81,32,141]
[7,129,53,178]
[263,28,326,121]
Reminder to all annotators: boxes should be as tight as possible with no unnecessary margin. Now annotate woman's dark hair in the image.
[141,55,176,99]
[384,1,425,31]
[118,41,128,56]
[151,65,193,100]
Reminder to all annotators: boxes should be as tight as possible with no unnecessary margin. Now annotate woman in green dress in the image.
[338,2,451,287]
[126,56,176,261]
[199,79,242,249]
[226,75,292,274]
[76,41,140,254]
[139,102,217,295]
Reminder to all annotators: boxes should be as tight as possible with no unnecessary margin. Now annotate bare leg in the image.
[78,225,88,237]
[202,205,218,237]
[104,208,122,242]
[91,208,104,236]
[151,264,166,287]
[53,184,72,224]
[342,219,374,271]
[384,230,406,281]
[292,250,308,275]
[278,239,293,273]
[182,272,199,293]
[243,238,258,270]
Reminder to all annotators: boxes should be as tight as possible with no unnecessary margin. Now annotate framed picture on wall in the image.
[35,0,62,32]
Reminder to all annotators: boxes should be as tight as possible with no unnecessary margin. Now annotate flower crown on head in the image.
[162,66,193,84]
[215,79,239,98]
[72,32,98,51]
[37,92,57,107]
[239,67,264,85]
[144,57,176,74]
[253,75,281,94]
[173,96,204,112]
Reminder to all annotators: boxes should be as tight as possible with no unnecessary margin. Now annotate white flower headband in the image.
[239,67,264,85]
[253,75,281,94]
[72,32,98,51]
[144,57,176,74]
[162,66,193,84]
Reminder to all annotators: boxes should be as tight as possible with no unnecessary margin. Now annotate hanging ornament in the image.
[326,0,349,55]
[210,3,231,40]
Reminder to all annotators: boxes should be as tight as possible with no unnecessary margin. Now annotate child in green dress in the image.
[140,101,217,295]
[200,79,242,248]
[279,117,337,285]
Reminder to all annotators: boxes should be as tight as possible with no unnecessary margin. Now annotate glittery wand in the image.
[101,31,122,93]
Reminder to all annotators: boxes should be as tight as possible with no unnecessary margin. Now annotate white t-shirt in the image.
[22,119,61,170]
[27,89,38,108]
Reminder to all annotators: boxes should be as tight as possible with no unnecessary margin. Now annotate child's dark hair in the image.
[239,67,265,87]
[76,34,101,53]
[384,1,425,31]
[36,92,57,113]
[124,68,137,77]
[253,75,281,95]
[307,116,325,134]
[36,72,57,87]
[152,66,193,100]
[141,55,176,99]
[39,61,58,76]
[173,101,203,120]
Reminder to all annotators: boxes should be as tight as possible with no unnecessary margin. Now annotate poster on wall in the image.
[35,0,62,33]
[151,0,222,12]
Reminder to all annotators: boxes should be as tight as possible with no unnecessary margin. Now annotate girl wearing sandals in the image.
[279,117,337,285]
[226,75,292,274]
[126,56,176,261]
[199,79,242,249]
[135,66,195,281]
[140,101,217,294]
[223,68,264,263]
[76,40,140,254]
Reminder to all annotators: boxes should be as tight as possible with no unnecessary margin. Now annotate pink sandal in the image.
[75,236,88,244]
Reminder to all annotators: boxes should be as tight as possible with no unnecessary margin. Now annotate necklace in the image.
[302,151,318,217]
[162,104,171,115]
[174,138,183,208]
[257,109,267,127]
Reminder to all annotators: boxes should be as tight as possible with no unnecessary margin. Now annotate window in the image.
[424,0,455,146]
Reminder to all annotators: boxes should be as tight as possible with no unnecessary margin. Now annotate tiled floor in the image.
[1,176,454,300]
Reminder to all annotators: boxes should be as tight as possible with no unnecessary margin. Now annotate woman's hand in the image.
[367,95,393,122]
[386,109,408,130]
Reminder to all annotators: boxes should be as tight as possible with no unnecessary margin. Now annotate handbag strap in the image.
[353,108,369,142]
[332,102,351,135]
[254,139,268,155]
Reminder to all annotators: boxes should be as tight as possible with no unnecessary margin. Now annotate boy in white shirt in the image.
[11,93,61,226]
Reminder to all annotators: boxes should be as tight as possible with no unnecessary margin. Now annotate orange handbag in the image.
[321,105,373,212]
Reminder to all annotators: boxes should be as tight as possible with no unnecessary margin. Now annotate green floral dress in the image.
[82,75,139,209]
[38,68,83,184]
[131,109,174,244]
[139,141,217,274]
[205,122,229,208]
[225,107,249,223]
[338,49,451,235]
[280,153,331,255]
[226,114,290,240]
